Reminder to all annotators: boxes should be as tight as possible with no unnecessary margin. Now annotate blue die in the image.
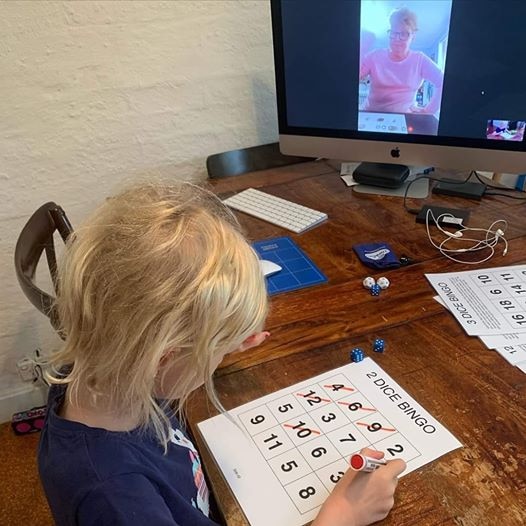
[370,284,381,296]
[350,347,365,363]
[373,338,385,353]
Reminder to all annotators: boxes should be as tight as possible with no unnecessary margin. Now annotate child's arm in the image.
[312,448,406,526]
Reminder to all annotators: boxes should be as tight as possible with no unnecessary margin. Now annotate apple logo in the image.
[390,147,400,158]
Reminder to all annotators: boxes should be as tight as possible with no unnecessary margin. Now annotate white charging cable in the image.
[426,209,508,264]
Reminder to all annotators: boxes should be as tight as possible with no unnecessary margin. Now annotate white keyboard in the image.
[223,188,328,233]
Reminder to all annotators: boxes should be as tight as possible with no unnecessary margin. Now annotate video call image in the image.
[279,0,526,143]
[358,0,452,136]
[486,120,526,142]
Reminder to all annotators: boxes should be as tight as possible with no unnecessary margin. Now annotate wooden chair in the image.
[14,202,73,333]
[206,142,311,178]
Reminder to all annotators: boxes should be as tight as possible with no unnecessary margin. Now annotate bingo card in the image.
[427,264,526,336]
[198,358,461,526]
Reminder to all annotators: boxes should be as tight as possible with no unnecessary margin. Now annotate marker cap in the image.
[350,454,365,470]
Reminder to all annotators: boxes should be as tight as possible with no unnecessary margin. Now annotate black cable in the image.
[485,191,526,200]
[473,170,520,191]
[403,170,477,214]
[403,174,434,214]
[473,171,526,200]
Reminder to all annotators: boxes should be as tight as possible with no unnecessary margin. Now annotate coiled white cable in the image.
[426,209,508,264]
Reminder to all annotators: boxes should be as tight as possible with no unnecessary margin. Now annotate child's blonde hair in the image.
[47,181,268,448]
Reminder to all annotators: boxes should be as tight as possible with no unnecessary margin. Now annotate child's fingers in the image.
[359,447,385,460]
[384,458,407,478]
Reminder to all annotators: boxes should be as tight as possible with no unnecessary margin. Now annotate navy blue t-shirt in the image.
[38,384,219,526]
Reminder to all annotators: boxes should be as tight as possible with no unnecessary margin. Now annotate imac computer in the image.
[270,0,526,176]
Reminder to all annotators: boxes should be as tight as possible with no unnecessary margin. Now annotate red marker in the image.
[350,453,387,472]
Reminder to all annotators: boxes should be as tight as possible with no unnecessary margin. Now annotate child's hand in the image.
[312,448,406,526]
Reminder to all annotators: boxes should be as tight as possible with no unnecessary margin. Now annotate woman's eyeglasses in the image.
[388,30,412,41]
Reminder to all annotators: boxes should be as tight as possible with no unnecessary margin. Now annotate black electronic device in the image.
[432,181,486,200]
[352,162,410,189]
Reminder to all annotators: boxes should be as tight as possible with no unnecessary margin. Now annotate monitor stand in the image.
[353,175,430,198]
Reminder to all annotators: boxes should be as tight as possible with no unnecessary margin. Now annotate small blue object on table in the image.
[252,237,327,295]
[370,283,381,296]
[350,348,365,363]
[373,338,385,353]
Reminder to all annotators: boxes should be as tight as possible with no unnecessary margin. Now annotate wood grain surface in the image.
[189,162,526,526]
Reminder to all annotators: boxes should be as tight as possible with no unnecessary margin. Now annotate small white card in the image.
[340,174,359,187]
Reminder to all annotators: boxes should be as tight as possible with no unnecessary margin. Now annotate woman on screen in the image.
[360,7,444,115]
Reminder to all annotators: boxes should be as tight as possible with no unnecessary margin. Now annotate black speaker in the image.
[353,162,410,189]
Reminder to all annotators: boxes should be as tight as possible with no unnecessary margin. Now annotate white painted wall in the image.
[0,0,278,421]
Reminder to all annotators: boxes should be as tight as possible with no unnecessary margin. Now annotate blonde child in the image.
[38,181,405,525]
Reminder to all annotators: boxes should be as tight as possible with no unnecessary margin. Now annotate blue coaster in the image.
[252,237,328,295]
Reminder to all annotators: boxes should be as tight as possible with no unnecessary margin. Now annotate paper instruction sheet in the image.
[427,265,526,336]
[434,295,526,372]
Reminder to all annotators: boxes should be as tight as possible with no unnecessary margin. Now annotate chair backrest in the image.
[14,202,73,332]
[206,142,312,178]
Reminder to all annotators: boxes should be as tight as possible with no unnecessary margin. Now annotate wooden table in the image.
[189,161,526,526]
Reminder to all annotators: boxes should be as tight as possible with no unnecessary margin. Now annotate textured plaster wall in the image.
[0,0,278,418]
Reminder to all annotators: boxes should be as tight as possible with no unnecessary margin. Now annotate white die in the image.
[377,276,390,289]
[362,276,376,289]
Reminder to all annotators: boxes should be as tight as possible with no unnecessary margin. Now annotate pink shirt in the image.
[360,49,443,114]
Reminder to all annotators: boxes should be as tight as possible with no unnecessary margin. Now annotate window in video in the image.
[358,0,452,136]
[486,120,525,142]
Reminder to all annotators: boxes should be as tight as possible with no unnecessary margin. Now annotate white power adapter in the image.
[416,205,470,230]
[441,216,465,226]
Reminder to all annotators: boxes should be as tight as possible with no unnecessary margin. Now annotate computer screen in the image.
[271,0,526,172]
